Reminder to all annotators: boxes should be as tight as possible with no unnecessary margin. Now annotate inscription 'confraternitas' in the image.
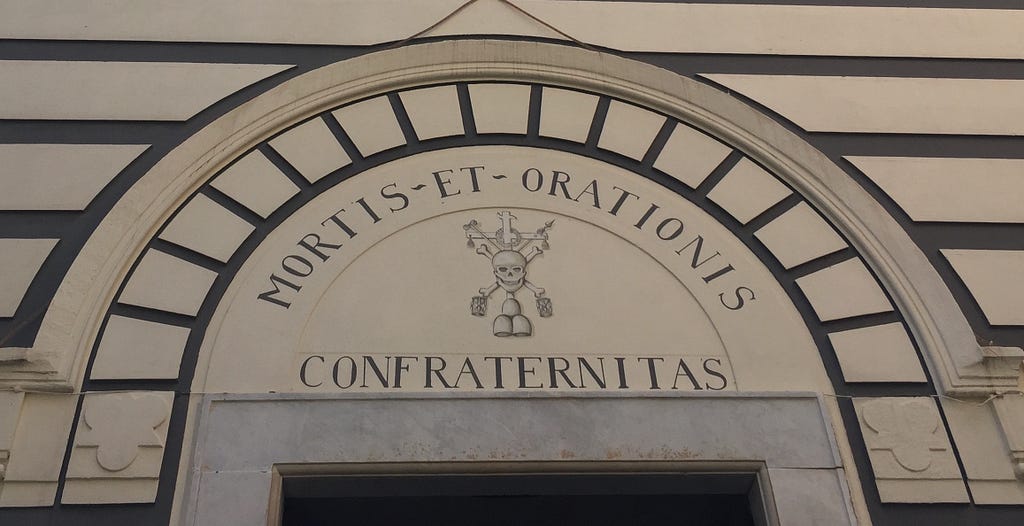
[257,163,756,312]
[298,353,730,392]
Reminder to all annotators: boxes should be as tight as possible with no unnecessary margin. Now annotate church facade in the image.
[1,2,1023,524]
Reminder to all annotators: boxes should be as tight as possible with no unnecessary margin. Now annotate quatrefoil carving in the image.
[862,398,947,473]
[77,393,170,472]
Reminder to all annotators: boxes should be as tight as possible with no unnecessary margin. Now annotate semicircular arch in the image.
[34,40,974,395]
[16,39,986,399]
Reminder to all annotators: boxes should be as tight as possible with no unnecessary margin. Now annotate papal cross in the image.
[465,211,549,251]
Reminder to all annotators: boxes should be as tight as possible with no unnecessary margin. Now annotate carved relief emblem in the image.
[464,211,554,337]
[76,393,170,472]
[861,398,948,472]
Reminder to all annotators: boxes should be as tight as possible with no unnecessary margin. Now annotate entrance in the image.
[281,473,763,526]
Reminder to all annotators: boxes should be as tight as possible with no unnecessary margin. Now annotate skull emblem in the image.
[465,212,554,337]
[492,250,526,292]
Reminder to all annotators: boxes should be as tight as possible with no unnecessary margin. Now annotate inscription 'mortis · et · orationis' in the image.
[256,161,755,314]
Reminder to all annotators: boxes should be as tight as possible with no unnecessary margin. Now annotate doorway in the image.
[281,472,764,526]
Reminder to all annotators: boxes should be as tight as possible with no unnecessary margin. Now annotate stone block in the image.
[539,87,599,143]
[0,393,77,506]
[653,123,731,189]
[90,315,191,380]
[210,149,299,219]
[269,117,351,183]
[332,95,405,156]
[598,100,665,160]
[755,202,847,269]
[943,249,1024,326]
[159,193,255,263]
[468,83,531,135]
[942,397,1024,504]
[769,468,854,526]
[62,391,174,504]
[0,238,58,317]
[400,85,465,140]
[0,144,147,211]
[701,74,1024,135]
[0,60,290,120]
[118,249,218,317]
[829,323,926,383]
[854,397,968,503]
[796,258,893,322]
[848,156,1024,223]
[707,158,791,224]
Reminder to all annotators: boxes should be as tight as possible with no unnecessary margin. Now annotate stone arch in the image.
[20,39,981,394]
[7,39,997,522]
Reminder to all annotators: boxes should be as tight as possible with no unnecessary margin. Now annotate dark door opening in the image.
[282,472,763,526]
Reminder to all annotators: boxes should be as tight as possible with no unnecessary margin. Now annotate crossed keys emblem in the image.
[464,211,554,337]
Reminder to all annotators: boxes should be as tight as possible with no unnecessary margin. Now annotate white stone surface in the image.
[0,394,77,506]
[991,396,1024,502]
[62,478,161,506]
[468,83,531,135]
[796,258,893,322]
[159,194,255,263]
[942,398,1024,505]
[199,396,839,469]
[703,74,1024,135]
[597,100,665,161]
[0,61,290,120]
[539,87,599,143]
[653,124,731,189]
[942,249,1024,326]
[331,96,405,156]
[90,315,191,380]
[118,249,218,317]
[0,391,24,500]
[63,391,173,504]
[184,394,853,525]
[0,391,23,451]
[769,468,854,526]
[6,2,1024,59]
[192,470,274,526]
[268,117,351,183]
[755,202,847,269]
[828,323,926,383]
[847,156,1024,223]
[0,238,58,317]
[853,397,969,503]
[399,85,465,140]
[0,144,147,210]
[707,158,791,224]
[0,481,58,508]
[209,150,299,219]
